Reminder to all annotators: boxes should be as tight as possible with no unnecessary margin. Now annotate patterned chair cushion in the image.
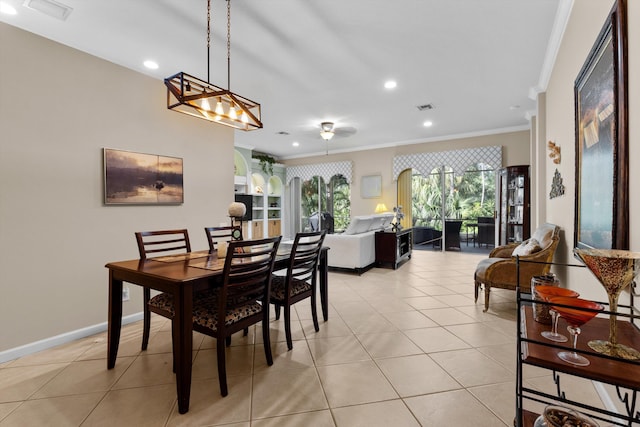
[270,275,312,301]
[192,297,262,331]
[148,292,175,315]
[149,289,218,317]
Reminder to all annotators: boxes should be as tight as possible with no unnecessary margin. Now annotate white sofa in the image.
[323,213,395,273]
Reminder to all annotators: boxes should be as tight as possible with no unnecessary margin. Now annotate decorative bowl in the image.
[534,405,599,427]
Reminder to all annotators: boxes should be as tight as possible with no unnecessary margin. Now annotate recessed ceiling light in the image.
[384,80,397,89]
[292,141,299,147]
[423,121,433,127]
[143,60,159,70]
[23,0,72,20]
[0,2,17,14]
[509,105,521,110]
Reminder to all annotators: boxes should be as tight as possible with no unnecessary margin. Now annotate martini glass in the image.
[574,248,640,360]
[550,296,603,366]
[535,285,579,342]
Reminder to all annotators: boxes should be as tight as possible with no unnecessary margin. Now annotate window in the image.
[410,163,496,231]
[300,174,350,233]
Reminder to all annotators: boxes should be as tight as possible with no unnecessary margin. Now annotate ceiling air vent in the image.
[416,104,434,111]
[23,0,73,20]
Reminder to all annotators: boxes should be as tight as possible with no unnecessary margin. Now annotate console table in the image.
[375,228,412,269]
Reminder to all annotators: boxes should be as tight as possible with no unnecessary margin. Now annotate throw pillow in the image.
[532,224,555,248]
[512,238,542,257]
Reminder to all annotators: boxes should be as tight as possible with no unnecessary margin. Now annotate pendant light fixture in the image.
[164,0,262,131]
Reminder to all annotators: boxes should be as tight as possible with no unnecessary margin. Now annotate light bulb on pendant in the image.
[199,95,211,119]
[214,97,224,121]
[241,110,249,123]
[214,98,224,115]
[228,103,238,120]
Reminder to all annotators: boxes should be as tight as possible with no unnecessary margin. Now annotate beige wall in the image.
[544,0,638,300]
[284,131,530,217]
[0,23,235,352]
[5,0,636,356]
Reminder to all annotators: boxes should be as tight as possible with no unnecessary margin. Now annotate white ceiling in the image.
[1,0,566,159]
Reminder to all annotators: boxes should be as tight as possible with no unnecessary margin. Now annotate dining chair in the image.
[135,229,193,351]
[204,226,243,253]
[192,236,281,396]
[270,231,326,350]
[205,225,249,342]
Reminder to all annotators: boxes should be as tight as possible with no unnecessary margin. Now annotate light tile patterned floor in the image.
[0,249,607,426]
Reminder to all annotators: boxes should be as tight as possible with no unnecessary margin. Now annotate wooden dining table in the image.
[105,246,329,414]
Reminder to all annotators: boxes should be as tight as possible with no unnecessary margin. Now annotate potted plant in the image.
[252,153,276,176]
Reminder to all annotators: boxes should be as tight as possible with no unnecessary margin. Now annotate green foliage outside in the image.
[330,175,350,231]
[300,175,350,232]
[412,164,495,231]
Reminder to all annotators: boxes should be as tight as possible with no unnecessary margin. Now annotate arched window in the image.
[286,161,353,237]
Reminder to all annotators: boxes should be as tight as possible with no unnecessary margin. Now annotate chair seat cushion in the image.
[474,258,505,282]
[270,275,312,301]
[149,289,218,317]
[192,297,262,331]
[148,292,175,315]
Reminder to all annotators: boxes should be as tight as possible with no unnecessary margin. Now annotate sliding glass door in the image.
[409,163,496,247]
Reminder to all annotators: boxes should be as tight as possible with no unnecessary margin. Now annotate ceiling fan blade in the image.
[334,126,357,138]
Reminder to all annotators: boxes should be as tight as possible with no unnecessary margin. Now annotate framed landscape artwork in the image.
[574,0,628,250]
[104,148,184,205]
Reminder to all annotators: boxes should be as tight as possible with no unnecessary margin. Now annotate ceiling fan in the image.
[316,122,357,154]
[318,122,357,141]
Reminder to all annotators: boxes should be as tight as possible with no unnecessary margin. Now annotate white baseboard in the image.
[0,312,144,364]
[593,380,620,424]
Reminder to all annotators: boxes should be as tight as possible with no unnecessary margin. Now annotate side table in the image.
[375,228,412,269]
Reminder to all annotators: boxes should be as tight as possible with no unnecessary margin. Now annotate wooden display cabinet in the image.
[515,260,640,426]
[497,165,530,245]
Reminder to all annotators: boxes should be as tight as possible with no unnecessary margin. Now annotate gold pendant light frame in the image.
[164,0,262,131]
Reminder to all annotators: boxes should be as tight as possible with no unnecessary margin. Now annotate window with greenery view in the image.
[411,163,495,231]
[300,175,350,233]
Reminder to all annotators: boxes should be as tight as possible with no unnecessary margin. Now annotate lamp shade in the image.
[228,202,246,218]
[375,203,388,213]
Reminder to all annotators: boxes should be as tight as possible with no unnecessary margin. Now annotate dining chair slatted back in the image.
[134,229,191,351]
[135,229,192,259]
[270,231,326,350]
[204,226,243,253]
[192,236,281,396]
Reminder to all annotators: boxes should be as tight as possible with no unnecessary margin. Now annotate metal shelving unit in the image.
[515,259,640,426]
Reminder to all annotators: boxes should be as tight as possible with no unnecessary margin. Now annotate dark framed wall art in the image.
[574,0,628,250]
[103,148,184,205]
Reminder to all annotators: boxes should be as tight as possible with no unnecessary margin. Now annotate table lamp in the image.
[375,203,388,213]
